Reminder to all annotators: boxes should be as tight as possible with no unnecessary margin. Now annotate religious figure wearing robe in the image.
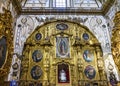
[59,69,67,82]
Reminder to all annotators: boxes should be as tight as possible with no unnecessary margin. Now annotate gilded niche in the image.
[21,20,107,86]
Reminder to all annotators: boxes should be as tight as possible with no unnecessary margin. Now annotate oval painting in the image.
[84,65,96,79]
[56,23,68,30]
[35,33,42,40]
[32,50,43,62]
[31,65,42,80]
[83,50,94,62]
[0,36,7,68]
[82,33,89,40]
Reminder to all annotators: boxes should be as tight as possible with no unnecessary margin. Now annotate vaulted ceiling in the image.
[12,0,115,15]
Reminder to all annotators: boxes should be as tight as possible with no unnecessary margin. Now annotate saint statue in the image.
[59,69,67,82]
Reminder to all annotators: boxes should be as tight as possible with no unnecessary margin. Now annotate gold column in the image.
[96,46,107,86]
[20,44,30,86]
[96,46,104,79]
[112,11,120,74]
[43,46,50,86]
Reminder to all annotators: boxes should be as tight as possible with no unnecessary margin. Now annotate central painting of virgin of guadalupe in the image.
[56,37,70,58]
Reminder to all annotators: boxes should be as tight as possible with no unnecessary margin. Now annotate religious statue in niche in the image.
[56,37,69,58]
[83,50,94,62]
[58,63,70,83]
[31,65,42,80]
[32,50,43,62]
[0,36,7,68]
[59,69,67,82]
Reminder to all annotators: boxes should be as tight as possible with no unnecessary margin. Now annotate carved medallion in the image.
[82,33,89,40]
[31,65,42,80]
[35,33,42,40]
[56,23,68,30]
[84,65,96,79]
[32,50,43,62]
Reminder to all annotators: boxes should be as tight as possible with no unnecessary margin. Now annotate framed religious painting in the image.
[83,50,94,62]
[82,33,89,41]
[56,23,68,30]
[84,65,96,79]
[31,65,42,80]
[56,37,70,58]
[32,50,43,62]
[0,36,7,68]
[35,33,42,41]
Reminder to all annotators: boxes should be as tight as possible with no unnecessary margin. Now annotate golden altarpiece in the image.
[20,20,108,86]
[0,7,13,84]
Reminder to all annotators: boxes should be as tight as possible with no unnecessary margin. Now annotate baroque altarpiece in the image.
[20,20,108,86]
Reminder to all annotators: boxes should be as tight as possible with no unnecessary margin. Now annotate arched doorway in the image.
[20,20,108,86]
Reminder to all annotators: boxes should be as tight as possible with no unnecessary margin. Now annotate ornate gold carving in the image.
[21,20,107,86]
[112,11,120,73]
[0,7,13,84]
